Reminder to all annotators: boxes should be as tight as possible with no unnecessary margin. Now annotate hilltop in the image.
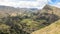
[31,5,60,34]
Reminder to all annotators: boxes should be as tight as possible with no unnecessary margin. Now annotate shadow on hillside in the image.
[32,13,60,33]
[0,13,60,34]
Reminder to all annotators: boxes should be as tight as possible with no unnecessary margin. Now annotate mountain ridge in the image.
[0,4,60,17]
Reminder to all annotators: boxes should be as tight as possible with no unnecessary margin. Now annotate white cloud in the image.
[50,3,60,8]
[48,0,60,9]
[48,0,60,8]
[48,0,53,4]
[0,0,17,7]
[0,0,48,9]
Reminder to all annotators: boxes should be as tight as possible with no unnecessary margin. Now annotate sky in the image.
[0,0,60,9]
[48,0,60,8]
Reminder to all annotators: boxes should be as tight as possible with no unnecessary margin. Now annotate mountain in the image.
[41,5,60,17]
[0,5,60,16]
[31,5,60,34]
[0,5,38,13]
[0,5,38,17]
[0,5,60,34]
[0,4,60,17]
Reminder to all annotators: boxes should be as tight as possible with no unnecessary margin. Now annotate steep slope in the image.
[41,5,60,17]
[31,5,60,34]
[0,5,60,34]
[31,19,60,34]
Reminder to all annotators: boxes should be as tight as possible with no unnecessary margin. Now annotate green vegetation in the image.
[0,11,59,34]
[0,5,60,34]
[31,20,60,34]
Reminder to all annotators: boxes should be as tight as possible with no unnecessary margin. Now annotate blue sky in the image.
[48,0,60,8]
[0,0,60,9]
[48,0,60,4]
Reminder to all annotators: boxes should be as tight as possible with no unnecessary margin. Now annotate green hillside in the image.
[31,20,60,34]
[0,5,60,34]
[31,5,60,34]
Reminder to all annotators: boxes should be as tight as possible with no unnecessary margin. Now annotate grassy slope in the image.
[31,19,60,34]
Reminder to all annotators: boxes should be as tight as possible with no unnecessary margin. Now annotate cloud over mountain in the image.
[0,0,48,9]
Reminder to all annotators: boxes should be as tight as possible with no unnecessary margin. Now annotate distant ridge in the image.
[0,5,60,16]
